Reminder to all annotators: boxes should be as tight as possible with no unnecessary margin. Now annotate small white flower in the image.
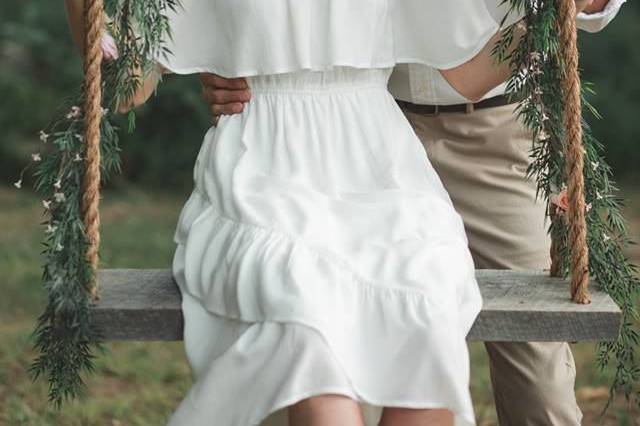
[55,243,64,252]
[53,179,62,190]
[591,161,599,170]
[541,112,549,121]
[101,107,109,116]
[31,153,41,162]
[585,203,593,212]
[13,179,22,189]
[596,191,603,200]
[42,200,52,210]
[53,192,66,203]
[66,106,81,119]
[45,224,58,234]
[39,130,49,142]
[603,232,611,242]
[73,153,83,162]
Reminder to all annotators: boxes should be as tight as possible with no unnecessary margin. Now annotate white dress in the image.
[158,1,499,425]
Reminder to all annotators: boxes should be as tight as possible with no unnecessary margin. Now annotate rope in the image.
[82,0,104,301]
[557,0,591,304]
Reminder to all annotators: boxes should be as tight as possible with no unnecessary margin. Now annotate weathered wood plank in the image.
[90,269,621,342]
[469,270,621,341]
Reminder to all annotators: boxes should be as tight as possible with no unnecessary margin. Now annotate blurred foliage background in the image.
[1,1,638,190]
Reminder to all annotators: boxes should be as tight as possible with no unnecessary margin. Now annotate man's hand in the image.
[200,73,251,125]
[583,0,609,14]
[576,0,609,14]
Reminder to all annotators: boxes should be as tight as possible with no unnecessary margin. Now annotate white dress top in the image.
[156,0,500,76]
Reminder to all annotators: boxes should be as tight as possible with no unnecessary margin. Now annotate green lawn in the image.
[1,184,639,425]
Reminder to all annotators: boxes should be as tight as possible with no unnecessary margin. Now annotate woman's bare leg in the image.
[379,407,454,426]
[288,394,365,426]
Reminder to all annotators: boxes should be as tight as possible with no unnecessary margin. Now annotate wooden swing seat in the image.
[90,269,621,342]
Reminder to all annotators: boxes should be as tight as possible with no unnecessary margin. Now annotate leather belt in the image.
[396,93,525,116]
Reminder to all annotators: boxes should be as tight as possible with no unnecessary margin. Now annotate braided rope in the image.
[557,0,591,304]
[82,0,103,301]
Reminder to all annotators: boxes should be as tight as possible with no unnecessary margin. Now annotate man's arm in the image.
[64,0,85,55]
[439,0,612,102]
[64,0,164,113]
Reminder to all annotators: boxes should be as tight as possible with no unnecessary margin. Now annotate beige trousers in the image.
[263,103,582,426]
[403,104,582,426]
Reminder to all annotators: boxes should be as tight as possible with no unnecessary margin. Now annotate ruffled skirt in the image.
[168,67,482,426]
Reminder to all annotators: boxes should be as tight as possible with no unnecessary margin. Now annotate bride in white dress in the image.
[67,1,525,425]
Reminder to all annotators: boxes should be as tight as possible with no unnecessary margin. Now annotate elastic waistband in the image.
[247,67,392,93]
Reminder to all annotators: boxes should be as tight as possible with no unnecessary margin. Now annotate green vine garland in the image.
[20,0,639,415]
[496,0,640,412]
[22,0,178,407]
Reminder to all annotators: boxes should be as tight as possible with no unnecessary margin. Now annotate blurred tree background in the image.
[1,1,638,191]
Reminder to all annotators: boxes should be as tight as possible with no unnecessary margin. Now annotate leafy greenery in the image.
[0,0,208,189]
[497,0,640,413]
[25,0,179,407]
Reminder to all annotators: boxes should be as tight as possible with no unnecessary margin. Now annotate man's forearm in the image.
[439,22,527,103]
[64,0,85,55]
[442,0,620,103]
[62,0,164,112]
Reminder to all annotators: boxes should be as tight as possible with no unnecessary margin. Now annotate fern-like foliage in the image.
[497,0,640,414]
[27,0,179,408]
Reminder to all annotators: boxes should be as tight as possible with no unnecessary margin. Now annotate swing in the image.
[80,0,621,343]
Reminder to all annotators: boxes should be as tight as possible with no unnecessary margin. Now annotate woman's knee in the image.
[288,394,364,426]
[379,407,454,426]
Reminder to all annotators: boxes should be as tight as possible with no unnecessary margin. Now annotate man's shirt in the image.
[388,0,626,106]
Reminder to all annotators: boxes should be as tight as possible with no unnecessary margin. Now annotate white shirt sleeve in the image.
[576,0,626,33]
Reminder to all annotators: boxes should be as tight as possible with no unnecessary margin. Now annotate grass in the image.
[1,184,638,425]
